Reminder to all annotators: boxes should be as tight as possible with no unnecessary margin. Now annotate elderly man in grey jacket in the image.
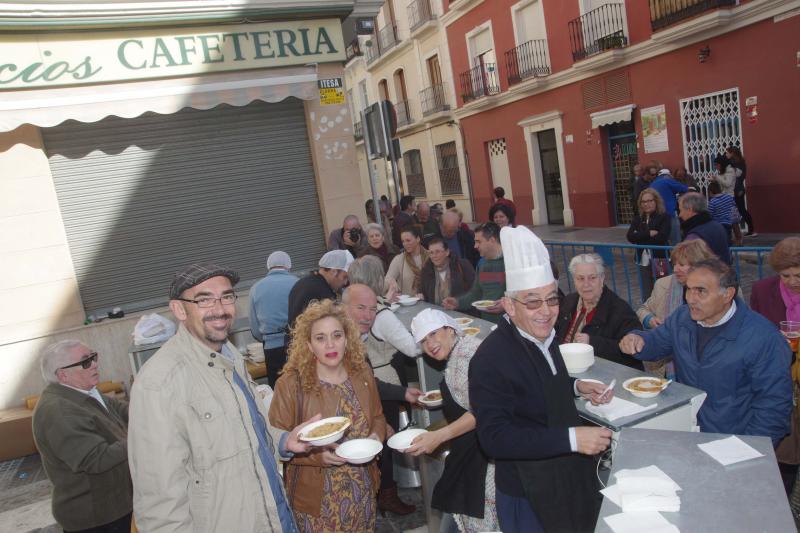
[33,340,132,533]
[128,263,319,532]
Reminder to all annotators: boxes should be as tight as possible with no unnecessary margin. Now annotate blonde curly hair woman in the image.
[269,299,386,532]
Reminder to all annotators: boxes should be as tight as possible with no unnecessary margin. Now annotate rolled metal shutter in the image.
[43,98,326,314]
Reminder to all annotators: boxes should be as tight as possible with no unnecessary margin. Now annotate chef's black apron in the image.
[430,380,489,518]
[513,332,602,533]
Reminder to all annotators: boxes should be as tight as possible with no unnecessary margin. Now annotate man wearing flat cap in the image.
[287,249,353,327]
[128,263,318,532]
[469,226,614,532]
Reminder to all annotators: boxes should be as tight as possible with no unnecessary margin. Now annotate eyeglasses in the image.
[640,198,656,204]
[177,294,238,308]
[511,296,561,310]
[60,352,98,370]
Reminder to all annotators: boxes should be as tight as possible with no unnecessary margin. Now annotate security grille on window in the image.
[680,88,742,194]
[436,142,463,195]
[403,149,427,197]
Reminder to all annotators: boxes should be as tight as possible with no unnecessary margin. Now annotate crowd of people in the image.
[627,149,755,299]
[28,177,799,533]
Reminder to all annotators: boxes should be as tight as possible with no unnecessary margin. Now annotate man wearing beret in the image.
[128,264,319,532]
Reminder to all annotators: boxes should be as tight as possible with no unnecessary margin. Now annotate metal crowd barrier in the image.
[543,241,774,308]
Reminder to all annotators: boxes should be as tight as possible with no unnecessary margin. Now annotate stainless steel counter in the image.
[572,358,707,432]
[594,427,794,532]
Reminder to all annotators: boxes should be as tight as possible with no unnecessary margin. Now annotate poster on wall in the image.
[641,104,669,153]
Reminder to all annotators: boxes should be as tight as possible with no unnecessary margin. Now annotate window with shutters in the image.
[581,70,631,110]
[436,142,463,195]
[404,149,427,197]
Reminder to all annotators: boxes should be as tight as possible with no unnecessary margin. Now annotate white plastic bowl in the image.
[335,438,383,464]
[455,317,473,326]
[418,390,443,408]
[560,343,595,374]
[397,296,420,306]
[623,377,667,399]
[298,416,351,446]
[387,429,427,451]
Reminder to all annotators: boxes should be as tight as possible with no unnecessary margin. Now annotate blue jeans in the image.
[496,487,544,533]
[669,215,681,245]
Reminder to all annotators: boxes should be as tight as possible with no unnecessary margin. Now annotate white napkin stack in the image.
[585,396,658,422]
[603,510,680,533]
[697,435,764,466]
[600,465,682,532]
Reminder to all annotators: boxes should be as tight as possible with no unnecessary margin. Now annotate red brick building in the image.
[441,0,799,231]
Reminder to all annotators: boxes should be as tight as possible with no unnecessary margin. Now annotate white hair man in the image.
[250,251,299,387]
[554,253,643,369]
[32,340,132,532]
[468,226,613,532]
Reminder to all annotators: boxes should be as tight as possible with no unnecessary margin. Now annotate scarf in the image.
[780,279,800,323]
[403,248,429,293]
[562,298,597,343]
[433,265,451,305]
[680,211,713,237]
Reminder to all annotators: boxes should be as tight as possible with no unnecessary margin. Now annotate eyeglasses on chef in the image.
[511,296,561,310]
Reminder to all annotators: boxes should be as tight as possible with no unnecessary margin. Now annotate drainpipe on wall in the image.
[451,120,476,223]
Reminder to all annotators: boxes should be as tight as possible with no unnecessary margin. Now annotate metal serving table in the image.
[572,358,707,433]
[594,427,795,532]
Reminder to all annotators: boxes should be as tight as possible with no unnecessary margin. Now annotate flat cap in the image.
[169,263,240,299]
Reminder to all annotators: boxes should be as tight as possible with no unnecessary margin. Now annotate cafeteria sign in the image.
[318,78,344,105]
[0,19,345,89]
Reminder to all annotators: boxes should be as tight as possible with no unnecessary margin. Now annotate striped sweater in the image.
[457,255,506,323]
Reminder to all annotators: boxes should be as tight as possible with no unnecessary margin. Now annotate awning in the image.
[0,65,318,132]
[590,104,636,129]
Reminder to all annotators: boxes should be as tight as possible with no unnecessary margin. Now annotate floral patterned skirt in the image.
[294,379,377,532]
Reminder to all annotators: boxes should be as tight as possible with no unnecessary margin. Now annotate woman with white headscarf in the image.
[407,309,498,533]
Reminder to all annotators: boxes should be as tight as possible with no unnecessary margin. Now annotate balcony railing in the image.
[420,83,450,116]
[459,63,500,103]
[568,3,628,62]
[378,24,399,53]
[353,120,363,140]
[365,41,380,64]
[395,100,412,127]
[505,39,551,85]
[345,38,362,61]
[649,0,736,31]
[408,0,435,32]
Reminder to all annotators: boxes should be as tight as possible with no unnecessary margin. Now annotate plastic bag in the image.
[133,313,177,345]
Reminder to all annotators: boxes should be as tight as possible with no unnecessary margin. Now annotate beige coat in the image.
[128,325,287,533]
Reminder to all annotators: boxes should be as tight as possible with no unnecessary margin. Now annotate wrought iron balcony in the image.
[378,24,399,53]
[365,41,380,64]
[420,83,450,116]
[395,100,412,127]
[649,0,736,31]
[345,38,362,61]
[568,3,628,62]
[408,0,435,32]
[459,63,500,103]
[505,39,551,85]
[353,119,363,140]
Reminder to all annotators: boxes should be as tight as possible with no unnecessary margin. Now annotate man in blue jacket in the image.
[650,168,688,244]
[620,258,792,446]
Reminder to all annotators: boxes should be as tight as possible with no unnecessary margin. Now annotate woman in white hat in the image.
[407,308,499,533]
